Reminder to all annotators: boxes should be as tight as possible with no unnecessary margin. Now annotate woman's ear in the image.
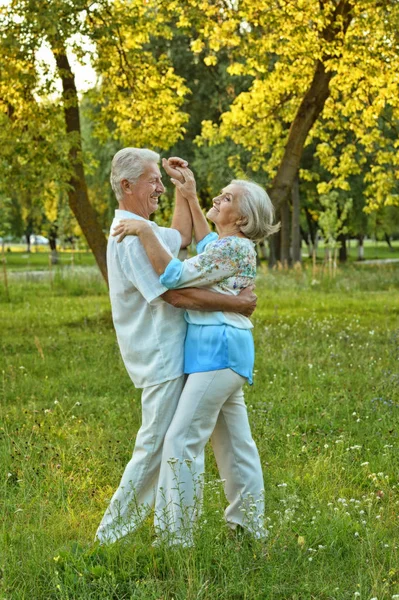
[236,216,248,227]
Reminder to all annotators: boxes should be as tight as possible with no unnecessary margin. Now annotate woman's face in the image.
[206,184,244,229]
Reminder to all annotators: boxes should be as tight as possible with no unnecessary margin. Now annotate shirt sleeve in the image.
[157,227,182,258]
[196,232,219,254]
[118,236,170,304]
[159,238,240,290]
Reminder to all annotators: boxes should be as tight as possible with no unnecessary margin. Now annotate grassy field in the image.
[1,265,399,599]
[3,249,95,271]
[2,238,399,272]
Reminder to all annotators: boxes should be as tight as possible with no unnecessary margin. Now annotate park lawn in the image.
[3,250,96,271]
[1,265,399,599]
[304,239,399,262]
[2,239,399,273]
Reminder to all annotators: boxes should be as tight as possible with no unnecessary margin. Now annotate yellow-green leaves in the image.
[87,1,189,150]
[188,0,399,211]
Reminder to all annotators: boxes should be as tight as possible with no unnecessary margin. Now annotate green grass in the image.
[2,238,399,273]
[1,265,399,599]
[3,250,96,271]
[305,239,399,262]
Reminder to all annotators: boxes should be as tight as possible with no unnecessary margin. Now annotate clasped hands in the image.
[163,157,197,203]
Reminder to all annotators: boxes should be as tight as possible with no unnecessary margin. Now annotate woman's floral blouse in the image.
[160,233,256,294]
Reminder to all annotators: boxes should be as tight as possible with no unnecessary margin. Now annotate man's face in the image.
[122,162,165,217]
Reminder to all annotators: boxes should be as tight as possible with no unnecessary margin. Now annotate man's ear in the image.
[121,179,132,194]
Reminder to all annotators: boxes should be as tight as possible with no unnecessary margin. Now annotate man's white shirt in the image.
[107,209,187,388]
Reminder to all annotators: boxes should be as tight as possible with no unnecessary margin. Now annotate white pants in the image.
[155,369,265,544]
[96,375,188,543]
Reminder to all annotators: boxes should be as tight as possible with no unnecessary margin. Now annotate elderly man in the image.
[95,148,256,544]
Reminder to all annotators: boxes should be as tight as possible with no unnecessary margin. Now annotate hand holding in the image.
[162,157,188,184]
[237,285,257,317]
[112,219,150,243]
[170,167,198,202]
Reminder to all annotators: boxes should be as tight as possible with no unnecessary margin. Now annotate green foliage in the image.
[318,191,353,250]
[80,97,120,229]
[86,1,189,149]
[150,26,255,210]
[189,1,399,211]
[0,197,13,239]
[369,205,399,242]
[0,0,191,243]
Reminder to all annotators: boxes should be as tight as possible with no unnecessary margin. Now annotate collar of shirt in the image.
[114,209,156,225]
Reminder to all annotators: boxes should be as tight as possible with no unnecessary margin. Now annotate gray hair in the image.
[110,148,160,201]
[231,179,280,242]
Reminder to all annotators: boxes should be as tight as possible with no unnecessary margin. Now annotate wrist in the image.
[221,295,236,309]
[137,222,151,237]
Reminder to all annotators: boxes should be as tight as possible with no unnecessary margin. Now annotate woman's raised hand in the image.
[112,219,150,243]
[170,167,198,202]
[162,156,197,201]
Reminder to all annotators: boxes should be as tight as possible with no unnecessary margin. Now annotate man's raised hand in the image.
[162,157,188,184]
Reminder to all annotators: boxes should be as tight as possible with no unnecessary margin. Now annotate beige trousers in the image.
[96,375,187,544]
[155,368,266,545]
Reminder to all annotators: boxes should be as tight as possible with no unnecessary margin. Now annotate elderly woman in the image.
[113,166,279,545]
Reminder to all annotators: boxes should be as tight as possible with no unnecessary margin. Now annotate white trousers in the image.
[154,369,265,544]
[96,375,188,544]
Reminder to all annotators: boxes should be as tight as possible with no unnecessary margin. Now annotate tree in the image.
[186,0,399,261]
[144,24,255,223]
[318,191,352,273]
[0,0,189,282]
[369,205,399,248]
[0,197,13,251]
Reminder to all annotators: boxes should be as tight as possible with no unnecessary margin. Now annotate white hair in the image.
[110,148,160,201]
[231,179,280,242]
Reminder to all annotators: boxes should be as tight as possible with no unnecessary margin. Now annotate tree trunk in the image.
[52,44,108,285]
[256,241,268,265]
[268,225,279,268]
[25,213,34,253]
[268,1,353,212]
[300,226,312,257]
[2,241,9,301]
[305,208,318,258]
[385,233,394,251]
[357,235,364,261]
[259,241,268,260]
[280,200,290,267]
[291,175,301,264]
[338,233,347,263]
[48,227,58,265]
